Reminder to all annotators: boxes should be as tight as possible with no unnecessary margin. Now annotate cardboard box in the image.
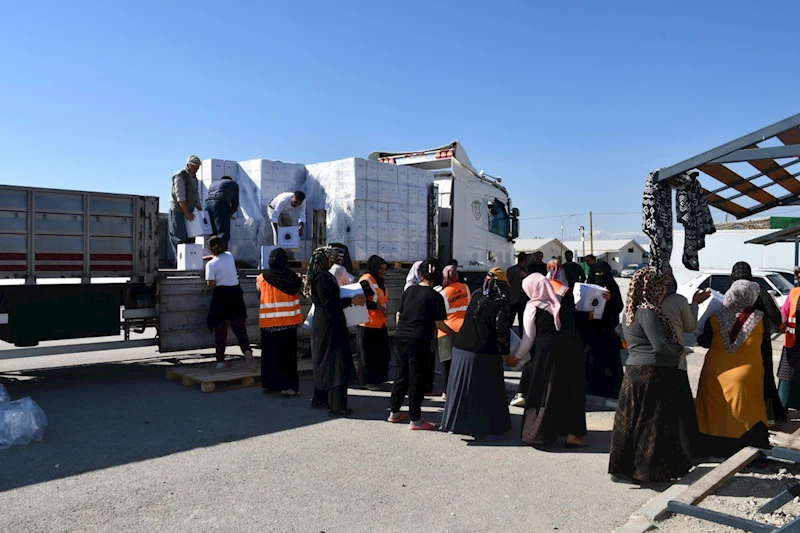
[398,205,409,224]
[378,203,389,222]
[573,283,609,319]
[366,160,379,181]
[378,242,392,259]
[272,161,286,182]
[352,241,368,262]
[339,283,369,327]
[696,289,724,333]
[367,221,378,240]
[378,162,397,184]
[276,226,300,249]
[407,168,419,188]
[223,160,239,179]
[365,202,378,222]
[388,203,401,223]
[186,209,213,238]
[398,242,409,262]
[177,244,203,271]
[379,184,391,203]
[397,166,409,186]
[355,178,368,199]
[201,159,225,181]
[378,220,392,243]
[397,185,409,204]
[367,182,379,202]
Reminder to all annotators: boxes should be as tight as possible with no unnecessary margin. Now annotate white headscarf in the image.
[404,261,423,291]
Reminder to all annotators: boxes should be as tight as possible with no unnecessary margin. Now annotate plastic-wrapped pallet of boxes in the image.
[304,158,434,262]
[196,158,270,266]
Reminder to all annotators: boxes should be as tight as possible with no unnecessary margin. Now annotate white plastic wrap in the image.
[0,397,47,449]
[230,165,269,266]
[0,385,9,404]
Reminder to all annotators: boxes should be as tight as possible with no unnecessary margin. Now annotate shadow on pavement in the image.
[0,360,396,493]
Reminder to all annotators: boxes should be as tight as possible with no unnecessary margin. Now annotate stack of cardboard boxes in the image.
[193,156,433,265]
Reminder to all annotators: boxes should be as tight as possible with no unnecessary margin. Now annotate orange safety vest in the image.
[785,287,800,348]
[359,273,388,329]
[256,273,303,329]
[549,279,569,299]
[436,282,471,338]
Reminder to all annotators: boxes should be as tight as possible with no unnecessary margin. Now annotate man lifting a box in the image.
[169,155,203,266]
[268,190,306,246]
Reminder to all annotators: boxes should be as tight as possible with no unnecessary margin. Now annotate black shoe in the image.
[329,408,353,417]
[610,475,638,485]
[310,399,324,409]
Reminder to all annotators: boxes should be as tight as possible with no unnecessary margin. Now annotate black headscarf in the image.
[730,261,753,283]
[592,261,624,325]
[263,248,303,296]
[367,255,388,290]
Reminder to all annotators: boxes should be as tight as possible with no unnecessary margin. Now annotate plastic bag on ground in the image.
[0,397,48,450]
[0,385,9,404]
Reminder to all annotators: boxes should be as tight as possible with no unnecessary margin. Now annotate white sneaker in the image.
[509,393,526,407]
[441,392,447,400]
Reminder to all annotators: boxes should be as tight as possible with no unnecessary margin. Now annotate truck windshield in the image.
[488,201,509,238]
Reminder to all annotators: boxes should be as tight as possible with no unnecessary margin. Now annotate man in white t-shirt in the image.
[268,190,306,246]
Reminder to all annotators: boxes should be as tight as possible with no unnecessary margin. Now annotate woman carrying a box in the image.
[257,247,304,396]
[306,247,365,416]
[577,261,625,399]
[356,255,391,390]
[205,236,255,370]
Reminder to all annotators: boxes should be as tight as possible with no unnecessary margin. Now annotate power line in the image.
[519,211,640,221]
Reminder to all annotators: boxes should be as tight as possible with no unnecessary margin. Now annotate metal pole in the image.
[589,211,594,255]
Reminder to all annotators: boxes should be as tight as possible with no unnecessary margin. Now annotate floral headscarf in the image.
[546,259,568,286]
[303,247,332,298]
[715,280,763,354]
[442,265,459,288]
[625,267,680,343]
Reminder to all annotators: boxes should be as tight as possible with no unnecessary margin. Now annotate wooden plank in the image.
[200,382,215,393]
[673,446,762,506]
[698,164,778,205]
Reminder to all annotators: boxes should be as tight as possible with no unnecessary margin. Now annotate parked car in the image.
[767,268,799,288]
[620,263,648,278]
[677,269,795,308]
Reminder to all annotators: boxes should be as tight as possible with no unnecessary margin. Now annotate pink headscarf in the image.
[523,273,562,331]
[442,265,459,288]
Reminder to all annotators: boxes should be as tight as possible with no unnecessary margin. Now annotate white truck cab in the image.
[369,141,519,278]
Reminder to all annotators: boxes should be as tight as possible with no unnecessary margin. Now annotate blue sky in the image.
[2,0,799,241]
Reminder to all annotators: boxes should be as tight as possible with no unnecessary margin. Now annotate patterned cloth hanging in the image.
[642,171,673,273]
[676,172,716,271]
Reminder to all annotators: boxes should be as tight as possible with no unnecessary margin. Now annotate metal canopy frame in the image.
[654,112,800,220]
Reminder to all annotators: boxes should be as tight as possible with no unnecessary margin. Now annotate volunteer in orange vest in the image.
[779,270,800,410]
[257,247,304,396]
[356,255,391,391]
[436,265,471,398]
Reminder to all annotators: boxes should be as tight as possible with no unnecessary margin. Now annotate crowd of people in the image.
[202,226,799,485]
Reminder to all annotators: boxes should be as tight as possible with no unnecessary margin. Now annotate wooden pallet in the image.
[166,358,314,393]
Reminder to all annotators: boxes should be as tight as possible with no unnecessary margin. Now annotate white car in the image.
[677,269,794,308]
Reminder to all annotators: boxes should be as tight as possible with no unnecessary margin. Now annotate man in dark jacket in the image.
[205,176,240,248]
[507,252,530,337]
[563,250,586,290]
[527,251,547,276]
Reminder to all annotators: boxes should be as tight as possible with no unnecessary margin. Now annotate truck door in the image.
[457,180,490,270]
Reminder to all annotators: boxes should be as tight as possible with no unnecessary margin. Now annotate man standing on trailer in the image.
[268,190,306,246]
[204,175,240,249]
[169,155,203,266]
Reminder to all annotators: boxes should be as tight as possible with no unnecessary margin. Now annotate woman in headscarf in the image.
[608,268,691,484]
[779,269,800,410]
[435,265,471,399]
[306,247,365,416]
[205,236,254,370]
[729,262,787,425]
[440,268,512,438]
[508,273,588,447]
[257,248,304,395]
[695,280,769,439]
[579,261,624,399]
[404,261,423,292]
[356,255,390,390]
[389,259,453,430]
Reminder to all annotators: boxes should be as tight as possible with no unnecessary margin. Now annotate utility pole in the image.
[589,211,594,255]
[578,225,586,259]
